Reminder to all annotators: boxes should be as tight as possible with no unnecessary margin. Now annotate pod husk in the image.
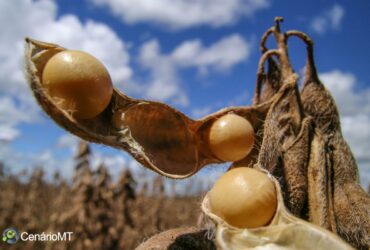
[201,168,353,250]
[25,38,271,179]
[300,40,370,248]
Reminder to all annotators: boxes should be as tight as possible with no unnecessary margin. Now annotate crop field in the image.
[0,142,202,250]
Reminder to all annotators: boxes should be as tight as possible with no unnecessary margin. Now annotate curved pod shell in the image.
[25,38,271,179]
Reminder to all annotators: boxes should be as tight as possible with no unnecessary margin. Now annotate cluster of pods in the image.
[25,17,369,249]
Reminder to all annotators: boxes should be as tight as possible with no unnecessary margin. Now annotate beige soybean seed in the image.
[208,113,255,162]
[42,50,113,119]
[208,167,277,229]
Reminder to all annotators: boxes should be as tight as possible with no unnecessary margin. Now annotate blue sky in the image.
[0,0,369,188]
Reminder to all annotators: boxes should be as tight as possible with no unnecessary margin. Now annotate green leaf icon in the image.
[6,230,16,239]
[2,236,7,242]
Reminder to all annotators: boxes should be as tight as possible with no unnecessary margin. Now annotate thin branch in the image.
[285,30,319,85]
[254,49,281,104]
[260,27,274,53]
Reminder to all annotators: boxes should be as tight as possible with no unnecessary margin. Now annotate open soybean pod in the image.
[201,167,354,250]
[25,38,270,179]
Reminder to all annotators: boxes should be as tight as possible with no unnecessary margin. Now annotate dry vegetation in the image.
[0,141,203,250]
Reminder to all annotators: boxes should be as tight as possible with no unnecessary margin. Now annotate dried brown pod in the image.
[25,38,272,179]
[135,227,216,250]
[298,37,370,249]
[257,79,311,217]
[255,18,370,249]
[251,18,310,219]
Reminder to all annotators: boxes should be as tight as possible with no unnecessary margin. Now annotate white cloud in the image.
[139,39,189,106]
[320,71,370,116]
[310,4,345,34]
[0,0,132,142]
[90,0,270,30]
[0,97,37,141]
[57,134,80,154]
[171,34,251,72]
[0,126,20,142]
[319,70,370,187]
[139,34,251,106]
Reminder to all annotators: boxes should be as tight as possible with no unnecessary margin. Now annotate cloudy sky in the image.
[0,0,369,189]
